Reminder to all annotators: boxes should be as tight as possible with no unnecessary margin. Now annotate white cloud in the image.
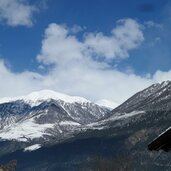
[37,19,144,66]
[0,60,43,97]
[70,25,85,33]
[0,58,153,105]
[0,0,37,27]
[153,70,171,82]
[144,21,163,29]
[0,19,171,106]
[35,19,150,104]
[37,24,86,66]
[85,18,144,59]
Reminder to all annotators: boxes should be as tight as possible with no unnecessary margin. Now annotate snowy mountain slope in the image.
[0,90,110,143]
[1,81,170,147]
[0,117,54,142]
[1,82,171,170]
[87,110,145,129]
[84,81,171,130]
[0,101,31,129]
[112,81,171,113]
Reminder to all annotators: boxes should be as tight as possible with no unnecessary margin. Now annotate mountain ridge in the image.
[111,80,171,113]
[0,89,90,106]
[1,81,171,171]
[0,94,110,144]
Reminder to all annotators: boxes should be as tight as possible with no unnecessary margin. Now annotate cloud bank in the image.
[0,18,171,107]
[0,0,37,26]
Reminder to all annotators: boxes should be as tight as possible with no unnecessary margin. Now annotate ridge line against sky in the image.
[0,0,171,107]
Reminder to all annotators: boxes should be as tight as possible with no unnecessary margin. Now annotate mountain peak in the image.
[25,89,90,103]
[0,89,109,143]
[0,89,90,106]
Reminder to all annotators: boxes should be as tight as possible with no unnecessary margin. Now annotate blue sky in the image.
[0,0,171,107]
[0,0,169,73]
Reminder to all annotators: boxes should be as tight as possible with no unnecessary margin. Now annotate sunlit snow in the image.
[24,144,41,152]
[0,118,54,142]
[59,121,80,126]
[0,89,90,107]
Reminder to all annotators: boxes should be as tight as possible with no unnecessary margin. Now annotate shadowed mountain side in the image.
[0,137,126,171]
[0,160,17,171]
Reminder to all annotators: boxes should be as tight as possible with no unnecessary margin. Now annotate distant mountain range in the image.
[0,81,171,170]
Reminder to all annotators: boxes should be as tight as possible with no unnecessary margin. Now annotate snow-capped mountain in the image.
[1,81,171,149]
[0,90,110,143]
[0,81,170,144]
[1,82,171,170]
[0,81,171,170]
[87,81,171,130]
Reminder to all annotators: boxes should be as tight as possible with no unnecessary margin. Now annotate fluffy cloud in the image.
[37,19,144,64]
[0,19,171,107]
[0,58,153,106]
[85,19,144,59]
[37,19,144,65]
[35,19,151,104]
[37,24,86,66]
[0,0,37,26]
[0,60,43,97]
[153,70,171,82]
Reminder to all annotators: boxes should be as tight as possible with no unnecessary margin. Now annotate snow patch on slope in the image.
[24,144,41,152]
[87,111,145,127]
[0,118,54,142]
[110,110,145,120]
[59,121,81,126]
